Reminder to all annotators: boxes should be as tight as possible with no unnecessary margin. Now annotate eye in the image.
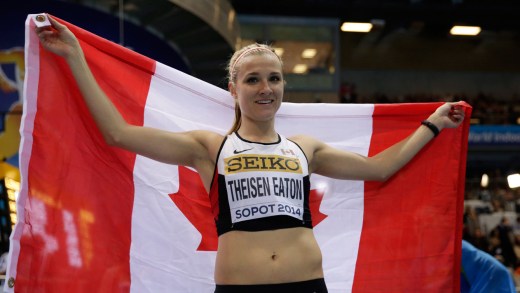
[269,75,281,82]
[246,77,258,84]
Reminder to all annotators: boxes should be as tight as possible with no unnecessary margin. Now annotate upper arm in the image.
[112,125,223,168]
[292,135,384,181]
[293,119,441,182]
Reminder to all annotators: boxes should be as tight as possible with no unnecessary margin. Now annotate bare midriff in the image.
[214,227,323,285]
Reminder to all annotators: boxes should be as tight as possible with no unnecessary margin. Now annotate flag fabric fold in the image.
[5,14,471,293]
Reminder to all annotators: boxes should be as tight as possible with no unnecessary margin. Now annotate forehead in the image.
[236,53,282,75]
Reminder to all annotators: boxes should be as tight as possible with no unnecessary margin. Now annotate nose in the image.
[259,80,273,96]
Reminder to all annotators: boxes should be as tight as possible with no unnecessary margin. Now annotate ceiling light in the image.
[450,26,481,36]
[293,64,308,74]
[508,174,520,189]
[341,22,373,33]
[301,49,317,59]
[480,174,489,188]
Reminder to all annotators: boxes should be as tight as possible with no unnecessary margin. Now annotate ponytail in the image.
[227,101,242,135]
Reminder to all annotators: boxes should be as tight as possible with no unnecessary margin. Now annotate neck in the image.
[237,118,277,143]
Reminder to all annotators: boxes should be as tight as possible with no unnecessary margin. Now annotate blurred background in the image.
[1,0,519,287]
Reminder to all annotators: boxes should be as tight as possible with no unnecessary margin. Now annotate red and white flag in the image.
[6,15,471,293]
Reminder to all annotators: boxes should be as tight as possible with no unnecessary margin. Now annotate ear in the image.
[228,82,237,98]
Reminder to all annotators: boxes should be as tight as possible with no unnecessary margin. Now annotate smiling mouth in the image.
[255,99,274,104]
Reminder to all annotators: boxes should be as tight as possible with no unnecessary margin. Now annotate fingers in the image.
[34,14,66,34]
[35,14,77,48]
[450,114,464,124]
[35,23,52,34]
[37,30,54,40]
[450,102,465,113]
[449,105,465,124]
[435,102,453,116]
[433,102,465,127]
[46,15,66,31]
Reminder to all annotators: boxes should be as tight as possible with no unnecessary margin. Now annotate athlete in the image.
[36,15,465,293]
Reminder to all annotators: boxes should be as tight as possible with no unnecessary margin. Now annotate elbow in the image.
[103,130,122,147]
[102,123,129,147]
[103,134,117,146]
[373,170,396,182]
[373,173,390,182]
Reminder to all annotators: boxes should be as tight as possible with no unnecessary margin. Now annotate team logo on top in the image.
[280,149,296,156]
[225,154,302,174]
[233,148,253,154]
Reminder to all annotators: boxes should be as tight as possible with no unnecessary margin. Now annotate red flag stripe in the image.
[353,103,470,292]
[14,16,154,292]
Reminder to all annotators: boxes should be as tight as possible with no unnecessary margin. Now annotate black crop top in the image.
[208,132,313,236]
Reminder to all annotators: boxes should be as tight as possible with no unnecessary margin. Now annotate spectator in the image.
[491,217,518,268]
[461,240,516,293]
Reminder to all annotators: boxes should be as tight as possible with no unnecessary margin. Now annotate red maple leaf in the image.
[309,189,327,227]
[170,166,328,252]
[169,166,218,251]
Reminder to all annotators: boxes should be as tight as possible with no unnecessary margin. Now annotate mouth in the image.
[255,99,274,104]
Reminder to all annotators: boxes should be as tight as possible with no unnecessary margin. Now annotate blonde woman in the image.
[37,15,465,293]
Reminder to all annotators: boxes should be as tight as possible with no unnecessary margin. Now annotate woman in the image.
[36,15,465,293]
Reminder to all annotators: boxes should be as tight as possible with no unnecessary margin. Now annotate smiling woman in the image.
[226,44,285,136]
[36,14,465,293]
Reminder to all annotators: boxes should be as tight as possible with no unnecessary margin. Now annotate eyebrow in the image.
[244,71,281,77]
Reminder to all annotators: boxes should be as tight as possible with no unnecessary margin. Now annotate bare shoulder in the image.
[289,134,324,150]
[288,134,326,165]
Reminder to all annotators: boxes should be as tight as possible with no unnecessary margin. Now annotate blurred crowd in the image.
[464,179,520,285]
[339,83,520,125]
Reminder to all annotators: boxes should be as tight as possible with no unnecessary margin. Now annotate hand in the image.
[427,101,466,130]
[35,15,81,60]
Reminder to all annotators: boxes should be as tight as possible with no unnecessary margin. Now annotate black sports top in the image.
[209,132,313,236]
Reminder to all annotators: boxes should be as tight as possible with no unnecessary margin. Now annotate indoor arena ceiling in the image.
[231,0,520,35]
[56,0,520,86]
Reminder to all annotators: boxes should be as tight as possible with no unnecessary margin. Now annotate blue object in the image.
[461,240,516,293]
[469,125,520,145]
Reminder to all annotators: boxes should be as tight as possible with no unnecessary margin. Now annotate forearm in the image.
[65,50,127,145]
[372,113,444,180]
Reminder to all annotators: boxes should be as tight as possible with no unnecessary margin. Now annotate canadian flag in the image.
[6,15,471,293]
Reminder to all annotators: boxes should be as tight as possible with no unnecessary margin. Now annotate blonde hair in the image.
[226,43,283,134]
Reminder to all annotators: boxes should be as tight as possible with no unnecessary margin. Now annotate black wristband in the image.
[421,120,440,137]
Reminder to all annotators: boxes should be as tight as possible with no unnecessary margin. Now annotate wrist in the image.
[421,120,440,137]
[65,47,86,67]
[64,42,84,62]
[425,114,444,131]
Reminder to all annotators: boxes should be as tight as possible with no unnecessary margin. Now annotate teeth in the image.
[256,100,272,104]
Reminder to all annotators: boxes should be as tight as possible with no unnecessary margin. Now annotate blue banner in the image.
[469,125,520,145]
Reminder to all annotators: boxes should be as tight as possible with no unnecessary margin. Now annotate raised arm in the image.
[35,15,221,172]
[298,102,465,181]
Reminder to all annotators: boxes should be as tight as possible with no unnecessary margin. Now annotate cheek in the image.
[237,88,255,100]
[275,86,284,97]
[235,93,250,109]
